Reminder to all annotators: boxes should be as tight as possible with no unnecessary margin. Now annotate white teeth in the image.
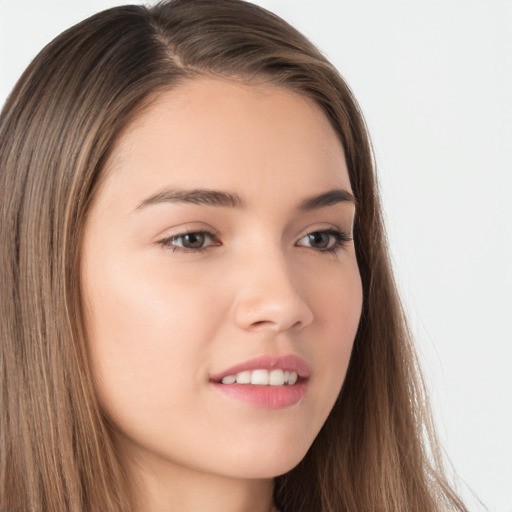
[220,369,298,386]
[236,371,251,384]
[269,369,285,386]
[251,369,269,385]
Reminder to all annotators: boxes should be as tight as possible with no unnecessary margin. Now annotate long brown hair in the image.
[0,1,467,511]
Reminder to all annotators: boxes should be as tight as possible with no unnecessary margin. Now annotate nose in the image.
[232,252,314,333]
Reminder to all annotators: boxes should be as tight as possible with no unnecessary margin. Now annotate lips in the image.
[210,354,310,409]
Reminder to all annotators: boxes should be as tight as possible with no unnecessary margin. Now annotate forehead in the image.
[101,78,351,207]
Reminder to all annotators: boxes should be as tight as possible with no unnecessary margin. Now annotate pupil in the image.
[184,233,205,248]
[309,232,329,249]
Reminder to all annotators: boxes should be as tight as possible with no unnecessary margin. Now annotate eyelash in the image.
[157,228,352,255]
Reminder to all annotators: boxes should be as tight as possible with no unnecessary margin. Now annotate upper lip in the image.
[210,354,311,383]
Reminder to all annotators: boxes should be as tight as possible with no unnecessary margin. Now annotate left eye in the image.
[296,229,351,251]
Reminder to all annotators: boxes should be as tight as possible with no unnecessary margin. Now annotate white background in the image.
[1,1,511,510]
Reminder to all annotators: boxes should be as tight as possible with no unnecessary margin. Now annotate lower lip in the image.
[211,381,308,409]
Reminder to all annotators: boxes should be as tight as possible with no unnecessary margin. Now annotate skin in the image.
[81,78,363,512]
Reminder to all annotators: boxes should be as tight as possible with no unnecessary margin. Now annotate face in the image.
[81,78,362,482]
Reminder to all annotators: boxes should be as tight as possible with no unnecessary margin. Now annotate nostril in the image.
[246,320,276,332]
[248,319,304,332]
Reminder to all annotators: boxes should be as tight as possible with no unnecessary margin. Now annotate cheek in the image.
[325,270,362,354]
[82,255,223,419]
[308,253,362,341]
[305,259,362,409]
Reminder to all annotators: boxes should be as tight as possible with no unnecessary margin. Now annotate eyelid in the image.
[155,222,218,240]
[296,223,351,240]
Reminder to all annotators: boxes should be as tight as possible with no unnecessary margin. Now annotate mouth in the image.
[209,354,310,409]
[216,368,300,386]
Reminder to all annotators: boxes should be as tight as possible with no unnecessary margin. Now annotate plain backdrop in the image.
[1,1,511,510]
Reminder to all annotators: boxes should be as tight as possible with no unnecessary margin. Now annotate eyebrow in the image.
[298,188,356,211]
[136,187,356,211]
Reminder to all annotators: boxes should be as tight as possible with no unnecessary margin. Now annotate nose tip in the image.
[235,300,313,333]
[232,262,314,333]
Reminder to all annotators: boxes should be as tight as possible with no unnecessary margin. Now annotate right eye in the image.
[158,231,220,252]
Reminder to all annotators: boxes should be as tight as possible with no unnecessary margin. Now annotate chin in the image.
[215,429,315,480]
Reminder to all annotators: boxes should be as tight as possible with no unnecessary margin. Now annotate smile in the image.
[221,369,298,386]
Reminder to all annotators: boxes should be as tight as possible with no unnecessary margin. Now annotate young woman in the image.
[0,1,468,511]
